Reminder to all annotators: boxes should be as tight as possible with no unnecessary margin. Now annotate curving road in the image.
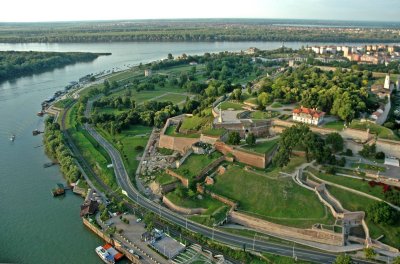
[81,100,375,264]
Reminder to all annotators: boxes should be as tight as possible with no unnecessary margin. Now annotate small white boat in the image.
[10,134,15,142]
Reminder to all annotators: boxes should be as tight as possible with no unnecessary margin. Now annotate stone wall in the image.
[230,211,344,246]
[196,156,226,181]
[159,134,199,153]
[165,169,189,187]
[200,134,221,145]
[214,142,266,168]
[162,196,206,215]
[341,128,371,142]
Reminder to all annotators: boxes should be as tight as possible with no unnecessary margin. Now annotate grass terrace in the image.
[250,110,279,120]
[201,128,226,137]
[349,120,399,140]
[244,97,258,106]
[165,191,225,215]
[155,172,178,185]
[164,125,200,138]
[270,102,283,108]
[326,185,400,247]
[307,168,386,201]
[155,93,188,105]
[241,139,278,154]
[209,163,334,228]
[220,101,245,110]
[322,120,345,131]
[53,98,75,109]
[173,152,223,180]
[180,115,212,131]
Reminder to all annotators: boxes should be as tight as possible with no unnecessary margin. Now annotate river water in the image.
[0,41,384,263]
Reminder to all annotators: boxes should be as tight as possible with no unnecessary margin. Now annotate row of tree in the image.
[43,117,81,183]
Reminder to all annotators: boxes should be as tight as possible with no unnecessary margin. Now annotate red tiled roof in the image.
[293,106,325,118]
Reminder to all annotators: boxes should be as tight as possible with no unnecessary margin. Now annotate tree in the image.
[167,53,174,60]
[231,88,242,100]
[393,256,400,264]
[257,92,273,108]
[334,254,353,264]
[375,151,385,160]
[325,133,344,153]
[367,202,397,225]
[363,247,376,260]
[245,133,256,146]
[227,132,241,145]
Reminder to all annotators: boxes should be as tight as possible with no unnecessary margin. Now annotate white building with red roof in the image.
[292,106,325,126]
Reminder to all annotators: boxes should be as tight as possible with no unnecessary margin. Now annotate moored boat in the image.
[10,134,15,142]
[95,244,123,264]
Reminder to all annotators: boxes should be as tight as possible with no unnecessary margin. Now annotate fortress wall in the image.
[165,169,189,187]
[230,211,344,246]
[162,196,206,215]
[214,142,266,168]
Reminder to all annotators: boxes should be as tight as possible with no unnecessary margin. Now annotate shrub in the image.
[375,151,385,160]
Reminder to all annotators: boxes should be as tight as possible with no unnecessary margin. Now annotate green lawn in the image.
[270,102,283,108]
[307,168,386,201]
[350,163,386,172]
[65,104,118,189]
[53,98,75,109]
[326,186,400,247]
[155,172,178,185]
[164,125,200,138]
[97,125,151,178]
[220,101,245,110]
[201,128,226,137]
[349,120,399,141]
[263,155,307,178]
[323,120,345,131]
[180,115,212,131]
[95,107,127,115]
[210,164,334,228]
[250,110,279,119]
[155,93,188,105]
[244,97,258,105]
[241,139,278,154]
[166,191,225,215]
[173,152,223,180]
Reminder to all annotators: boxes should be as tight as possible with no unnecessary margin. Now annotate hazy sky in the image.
[2,0,400,22]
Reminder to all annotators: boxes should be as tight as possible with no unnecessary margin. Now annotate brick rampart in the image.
[230,211,344,246]
[165,169,189,187]
[214,142,266,168]
[162,196,206,215]
[159,134,199,153]
[197,184,238,209]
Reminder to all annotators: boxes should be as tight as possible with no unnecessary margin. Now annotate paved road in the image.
[81,103,378,264]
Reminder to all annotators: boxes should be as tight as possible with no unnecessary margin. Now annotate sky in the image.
[1,0,400,22]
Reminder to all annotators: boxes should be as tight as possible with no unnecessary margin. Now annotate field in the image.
[270,102,283,108]
[322,120,345,131]
[155,172,178,185]
[65,104,118,189]
[327,186,400,247]
[241,139,278,154]
[307,168,386,201]
[250,110,279,119]
[180,115,212,131]
[173,152,223,180]
[220,101,245,110]
[155,93,188,105]
[349,120,399,140]
[164,125,200,138]
[97,125,152,178]
[209,164,334,228]
[244,97,258,105]
[165,191,225,216]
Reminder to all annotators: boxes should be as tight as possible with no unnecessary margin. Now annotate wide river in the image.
[0,41,386,263]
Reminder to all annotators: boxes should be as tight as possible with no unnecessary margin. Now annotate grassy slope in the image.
[327,186,400,247]
[210,164,334,228]
[241,139,278,154]
[173,152,223,180]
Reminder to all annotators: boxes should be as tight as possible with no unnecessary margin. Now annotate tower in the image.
[384,73,390,90]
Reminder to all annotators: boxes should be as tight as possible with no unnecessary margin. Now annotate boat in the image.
[32,129,42,136]
[51,183,65,196]
[10,134,15,142]
[37,111,44,117]
[95,244,123,264]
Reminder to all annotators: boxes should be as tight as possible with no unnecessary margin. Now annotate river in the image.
[0,41,384,263]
